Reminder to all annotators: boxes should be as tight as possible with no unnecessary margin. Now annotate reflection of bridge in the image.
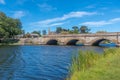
[20,32,120,46]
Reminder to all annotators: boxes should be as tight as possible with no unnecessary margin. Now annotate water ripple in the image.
[0,45,103,80]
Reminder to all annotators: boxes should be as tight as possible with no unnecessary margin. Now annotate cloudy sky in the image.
[0,0,120,32]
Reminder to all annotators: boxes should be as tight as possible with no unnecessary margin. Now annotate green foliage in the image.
[55,26,91,34]
[69,51,100,74]
[0,11,22,39]
[56,27,62,33]
[68,48,120,80]
[72,26,79,34]
[32,31,41,36]
[80,26,90,33]
[56,27,70,34]
[0,39,19,44]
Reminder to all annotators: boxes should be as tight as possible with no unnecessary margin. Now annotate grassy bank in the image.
[68,48,120,80]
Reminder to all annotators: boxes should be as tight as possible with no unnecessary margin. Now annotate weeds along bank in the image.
[68,48,120,80]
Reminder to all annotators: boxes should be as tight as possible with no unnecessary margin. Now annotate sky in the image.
[0,0,120,33]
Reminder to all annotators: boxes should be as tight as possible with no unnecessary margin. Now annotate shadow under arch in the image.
[66,39,79,45]
[46,39,58,45]
[92,38,115,46]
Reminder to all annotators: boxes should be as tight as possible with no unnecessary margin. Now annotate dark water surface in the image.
[0,45,103,80]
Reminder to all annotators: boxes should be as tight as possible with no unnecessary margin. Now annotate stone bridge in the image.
[20,32,120,46]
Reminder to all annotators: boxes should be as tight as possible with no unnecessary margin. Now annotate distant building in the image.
[30,33,39,38]
[16,33,39,38]
[15,34,24,38]
[48,32,57,35]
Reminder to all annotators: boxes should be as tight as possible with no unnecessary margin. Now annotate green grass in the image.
[68,48,120,80]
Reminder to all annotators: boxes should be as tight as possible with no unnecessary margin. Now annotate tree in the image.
[24,32,31,38]
[72,26,79,34]
[42,30,47,35]
[62,28,68,32]
[32,31,41,36]
[56,27,62,33]
[0,27,6,38]
[5,18,22,38]
[80,26,90,33]
[60,28,69,34]
[22,30,25,35]
[68,30,74,34]
[0,11,23,39]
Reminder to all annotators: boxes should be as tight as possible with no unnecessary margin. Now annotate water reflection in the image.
[99,43,117,47]
[0,45,103,80]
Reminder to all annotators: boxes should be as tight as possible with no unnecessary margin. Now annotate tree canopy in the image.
[32,31,41,36]
[0,12,22,39]
[72,26,79,34]
[56,27,62,33]
[80,26,90,33]
[55,26,91,34]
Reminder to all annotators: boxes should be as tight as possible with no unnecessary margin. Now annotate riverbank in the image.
[0,39,40,46]
[0,42,24,46]
[68,48,120,80]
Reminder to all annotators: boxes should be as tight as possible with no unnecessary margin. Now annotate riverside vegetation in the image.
[68,48,120,80]
[0,12,23,45]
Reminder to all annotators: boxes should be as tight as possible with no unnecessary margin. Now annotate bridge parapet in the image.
[43,32,120,38]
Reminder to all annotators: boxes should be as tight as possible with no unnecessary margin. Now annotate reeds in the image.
[69,50,101,74]
[68,48,120,80]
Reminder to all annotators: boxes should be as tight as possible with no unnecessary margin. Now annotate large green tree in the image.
[56,27,62,33]
[0,11,22,39]
[80,26,90,33]
[72,26,79,34]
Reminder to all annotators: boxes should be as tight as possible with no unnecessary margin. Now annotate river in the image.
[0,45,103,80]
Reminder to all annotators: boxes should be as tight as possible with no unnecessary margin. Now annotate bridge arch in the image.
[46,39,59,45]
[66,39,84,45]
[66,39,79,45]
[91,38,117,46]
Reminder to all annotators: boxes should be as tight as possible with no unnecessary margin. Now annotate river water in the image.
[0,45,103,80]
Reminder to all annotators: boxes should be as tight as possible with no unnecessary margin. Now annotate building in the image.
[30,34,39,38]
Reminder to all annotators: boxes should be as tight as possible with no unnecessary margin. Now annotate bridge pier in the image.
[84,44,91,46]
[58,42,66,45]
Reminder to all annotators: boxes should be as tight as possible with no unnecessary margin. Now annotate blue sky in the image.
[0,0,120,33]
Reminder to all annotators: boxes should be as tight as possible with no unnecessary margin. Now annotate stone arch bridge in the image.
[20,32,120,46]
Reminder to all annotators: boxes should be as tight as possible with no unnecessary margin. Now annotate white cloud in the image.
[49,22,65,27]
[81,21,110,26]
[38,3,57,11]
[110,18,120,22]
[86,5,96,9]
[31,22,65,28]
[31,11,96,27]
[12,11,26,18]
[0,0,5,4]
[81,18,120,26]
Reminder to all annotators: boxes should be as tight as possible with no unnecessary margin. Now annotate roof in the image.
[30,33,39,36]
